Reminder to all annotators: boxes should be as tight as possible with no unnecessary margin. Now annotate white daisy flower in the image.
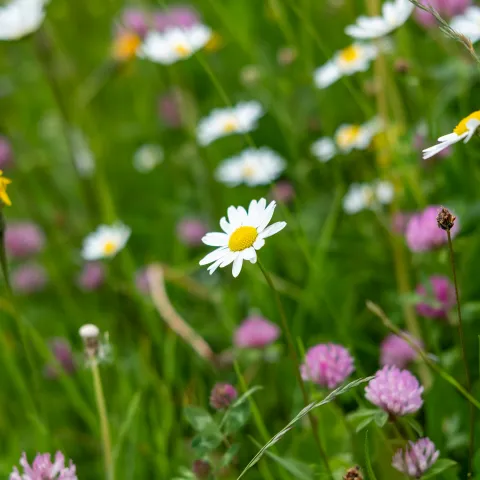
[311,117,382,162]
[138,25,211,64]
[199,198,286,277]
[345,0,414,39]
[450,7,480,45]
[81,223,131,261]
[197,101,264,146]
[335,117,382,153]
[314,43,377,89]
[133,144,164,173]
[215,147,286,187]
[311,138,336,162]
[343,180,394,214]
[0,0,47,40]
[423,110,480,160]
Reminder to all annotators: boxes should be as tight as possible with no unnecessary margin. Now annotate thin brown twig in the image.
[146,264,217,366]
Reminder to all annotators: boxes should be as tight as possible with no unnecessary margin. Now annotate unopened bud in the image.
[344,465,363,480]
[436,207,456,231]
[79,323,100,357]
[209,383,237,410]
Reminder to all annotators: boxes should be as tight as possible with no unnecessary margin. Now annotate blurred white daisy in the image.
[450,7,480,45]
[215,147,286,187]
[314,43,377,89]
[343,181,394,214]
[197,101,264,146]
[311,117,382,161]
[138,25,211,64]
[345,0,414,39]
[82,224,131,261]
[133,144,164,173]
[0,0,47,40]
[199,198,286,277]
[70,129,95,178]
[423,111,480,160]
[311,138,336,162]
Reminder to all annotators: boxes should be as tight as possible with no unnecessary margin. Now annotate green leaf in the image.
[191,423,223,456]
[223,400,251,435]
[184,406,215,432]
[403,416,424,437]
[421,459,457,479]
[230,385,263,409]
[218,443,241,470]
[346,408,378,433]
[355,416,374,433]
[374,410,388,428]
[364,431,378,480]
[236,376,373,479]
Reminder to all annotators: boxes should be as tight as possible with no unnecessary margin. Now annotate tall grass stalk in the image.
[257,259,334,480]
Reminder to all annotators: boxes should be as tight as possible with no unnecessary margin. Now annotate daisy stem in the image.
[257,259,334,479]
[446,229,474,476]
[90,358,114,480]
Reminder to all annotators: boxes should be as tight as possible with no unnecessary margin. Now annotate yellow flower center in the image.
[174,43,191,57]
[223,118,238,133]
[242,165,256,178]
[228,226,258,252]
[0,170,12,207]
[453,111,480,135]
[339,45,360,64]
[113,31,141,61]
[336,125,361,148]
[103,240,117,255]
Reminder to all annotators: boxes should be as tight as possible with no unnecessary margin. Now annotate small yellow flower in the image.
[204,31,223,52]
[0,170,11,206]
[113,31,141,61]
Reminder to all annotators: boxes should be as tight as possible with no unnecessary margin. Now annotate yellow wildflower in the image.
[0,170,11,206]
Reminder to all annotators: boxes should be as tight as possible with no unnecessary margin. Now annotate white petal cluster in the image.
[81,223,131,261]
[345,0,414,39]
[311,118,382,162]
[199,198,286,277]
[133,144,164,173]
[314,43,377,89]
[0,0,47,40]
[343,181,394,214]
[197,101,264,146]
[215,147,286,186]
[450,7,480,45]
[138,25,211,64]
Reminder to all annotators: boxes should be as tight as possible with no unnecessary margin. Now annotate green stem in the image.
[256,259,334,480]
[446,229,474,477]
[90,359,114,480]
[0,209,11,294]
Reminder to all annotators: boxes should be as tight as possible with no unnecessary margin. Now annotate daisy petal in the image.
[257,200,277,232]
[199,247,228,266]
[242,246,256,260]
[207,258,224,275]
[253,237,266,250]
[220,216,233,234]
[258,221,287,239]
[220,251,237,267]
[202,232,229,247]
[232,255,244,277]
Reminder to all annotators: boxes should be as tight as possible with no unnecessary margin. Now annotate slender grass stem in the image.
[90,358,114,480]
[0,209,11,294]
[446,229,474,477]
[257,259,334,480]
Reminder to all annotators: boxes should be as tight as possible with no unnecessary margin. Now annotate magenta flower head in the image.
[176,218,208,247]
[392,438,440,478]
[405,206,459,252]
[415,0,470,28]
[153,5,200,31]
[77,262,105,291]
[270,180,295,204]
[300,343,355,389]
[0,135,13,169]
[365,366,423,416]
[234,315,280,349]
[121,8,149,37]
[5,222,45,259]
[209,383,238,410]
[380,333,421,369]
[391,212,412,235]
[10,451,77,480]
[45,338,76,379]
[135,265,152,295]
[416,275,455,318]
[12,263,48,294]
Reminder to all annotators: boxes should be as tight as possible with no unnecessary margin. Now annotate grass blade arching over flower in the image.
[199,198,286,278]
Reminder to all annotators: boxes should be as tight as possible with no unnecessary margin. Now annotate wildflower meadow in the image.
[2,0,480,478]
